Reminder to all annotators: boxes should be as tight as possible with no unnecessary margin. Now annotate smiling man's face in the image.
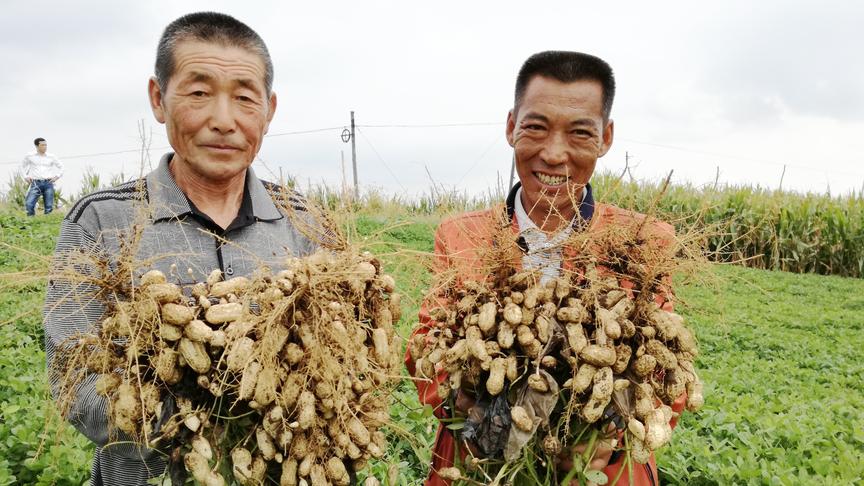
[148,39,277,183]
[506,75,613,229]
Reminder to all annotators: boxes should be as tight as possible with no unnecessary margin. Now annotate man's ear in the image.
[148,77,166,124]
[263,91,278,135]
[505,109,516,147]
[598,119,614,157]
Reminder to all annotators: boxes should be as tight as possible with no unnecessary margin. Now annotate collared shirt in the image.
[21,151,64,180]
[412,180,678,486]
[513,184,592,284]
[44,153,317,485]
[186,182,255,234]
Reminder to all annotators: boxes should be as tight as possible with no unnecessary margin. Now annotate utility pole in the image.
[778,164,787,191]
[508,151,516,190]
[340,150,347,198]
[621,151,632,179]
[350,111,358,199]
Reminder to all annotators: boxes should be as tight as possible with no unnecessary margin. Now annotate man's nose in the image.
[541,131,569,166]
[208,95,237,133]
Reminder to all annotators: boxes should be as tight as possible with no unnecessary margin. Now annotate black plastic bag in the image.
[459,389,512,458]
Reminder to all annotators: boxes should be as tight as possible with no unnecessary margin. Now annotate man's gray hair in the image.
[154,12,274,94]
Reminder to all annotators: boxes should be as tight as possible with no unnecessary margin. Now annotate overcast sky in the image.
[1,0,862,200]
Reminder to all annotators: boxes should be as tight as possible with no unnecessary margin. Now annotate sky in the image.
[1,0,863,200]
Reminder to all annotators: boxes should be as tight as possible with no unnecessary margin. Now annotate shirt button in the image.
[225,266,234,276]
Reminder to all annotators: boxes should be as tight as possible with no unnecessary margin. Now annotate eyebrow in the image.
[522,113,549,123]
[522,112,599,128]
[186,72,213,84]
[184,72,263,93]
[235,78,262,93]
[570,119,598,128]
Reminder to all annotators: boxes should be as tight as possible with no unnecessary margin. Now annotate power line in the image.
[358,122,503,128]
[0,126,345,166]
[3,121,860,180]
[455,129,505,186]
[359,126,861,178]
[617,137,864,178]
[617,137,788,166]
[0,124,492,166]
[266,126,344,138]
[355,127,407,194]
[1,146,152,166]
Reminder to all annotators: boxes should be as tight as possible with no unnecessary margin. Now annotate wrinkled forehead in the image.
[171,38,268,84]
[518,78,606,124]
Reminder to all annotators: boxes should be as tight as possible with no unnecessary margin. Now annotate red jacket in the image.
[406,186,686,486]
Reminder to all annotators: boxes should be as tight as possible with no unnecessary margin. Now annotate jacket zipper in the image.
[644,463,656,486]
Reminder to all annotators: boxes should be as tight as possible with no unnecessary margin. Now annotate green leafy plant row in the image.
[8,164,864,278]
[1,200,863,485]
[591,172,864,278]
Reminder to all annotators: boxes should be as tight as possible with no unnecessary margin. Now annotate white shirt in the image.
[513,187,585,284]
[21,152,64,180]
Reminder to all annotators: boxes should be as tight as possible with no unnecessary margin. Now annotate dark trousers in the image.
[25,179,55,216]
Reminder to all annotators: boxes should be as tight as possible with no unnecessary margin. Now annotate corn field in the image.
[302,171,864,279]
[589,173,864,278]
[5,168,864,278]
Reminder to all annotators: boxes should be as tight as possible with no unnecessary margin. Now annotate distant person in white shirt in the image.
[21,137,64,216]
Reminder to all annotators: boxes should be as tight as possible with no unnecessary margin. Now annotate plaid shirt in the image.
[44,154,317,485]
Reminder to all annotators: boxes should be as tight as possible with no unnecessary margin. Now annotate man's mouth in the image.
[202,144,241,151]
[535,172,568,186]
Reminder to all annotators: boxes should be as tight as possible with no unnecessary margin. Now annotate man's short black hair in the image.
[514,51,616,121]
[154,12,273,94]
[34,137,46,146]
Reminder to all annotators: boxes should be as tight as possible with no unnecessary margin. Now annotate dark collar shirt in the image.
[43,153,317,485]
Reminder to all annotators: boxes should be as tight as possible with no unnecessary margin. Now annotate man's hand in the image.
[453,388,483,457]
[24,177,32,184]
[562,439,614,485]
[454,392,614,484]
[454,388,478,420]
[558,424,617,486]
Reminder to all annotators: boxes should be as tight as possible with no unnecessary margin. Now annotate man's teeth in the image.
[536,173,567,186]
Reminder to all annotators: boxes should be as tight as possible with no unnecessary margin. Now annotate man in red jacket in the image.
[406,51,685,485]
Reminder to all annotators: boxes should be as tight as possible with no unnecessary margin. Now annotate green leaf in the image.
[421,404,434,418]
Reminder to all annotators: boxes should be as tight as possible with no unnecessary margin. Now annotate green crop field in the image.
[1,207,863,485]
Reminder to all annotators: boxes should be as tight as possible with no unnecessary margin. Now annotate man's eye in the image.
[191,91,207,97]
[237,95,253,102]
[525,124,545,131]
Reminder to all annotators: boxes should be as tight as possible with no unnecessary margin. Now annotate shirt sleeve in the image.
[53,156,64,179]
[44,218,154,459]
[21,155,31,177]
